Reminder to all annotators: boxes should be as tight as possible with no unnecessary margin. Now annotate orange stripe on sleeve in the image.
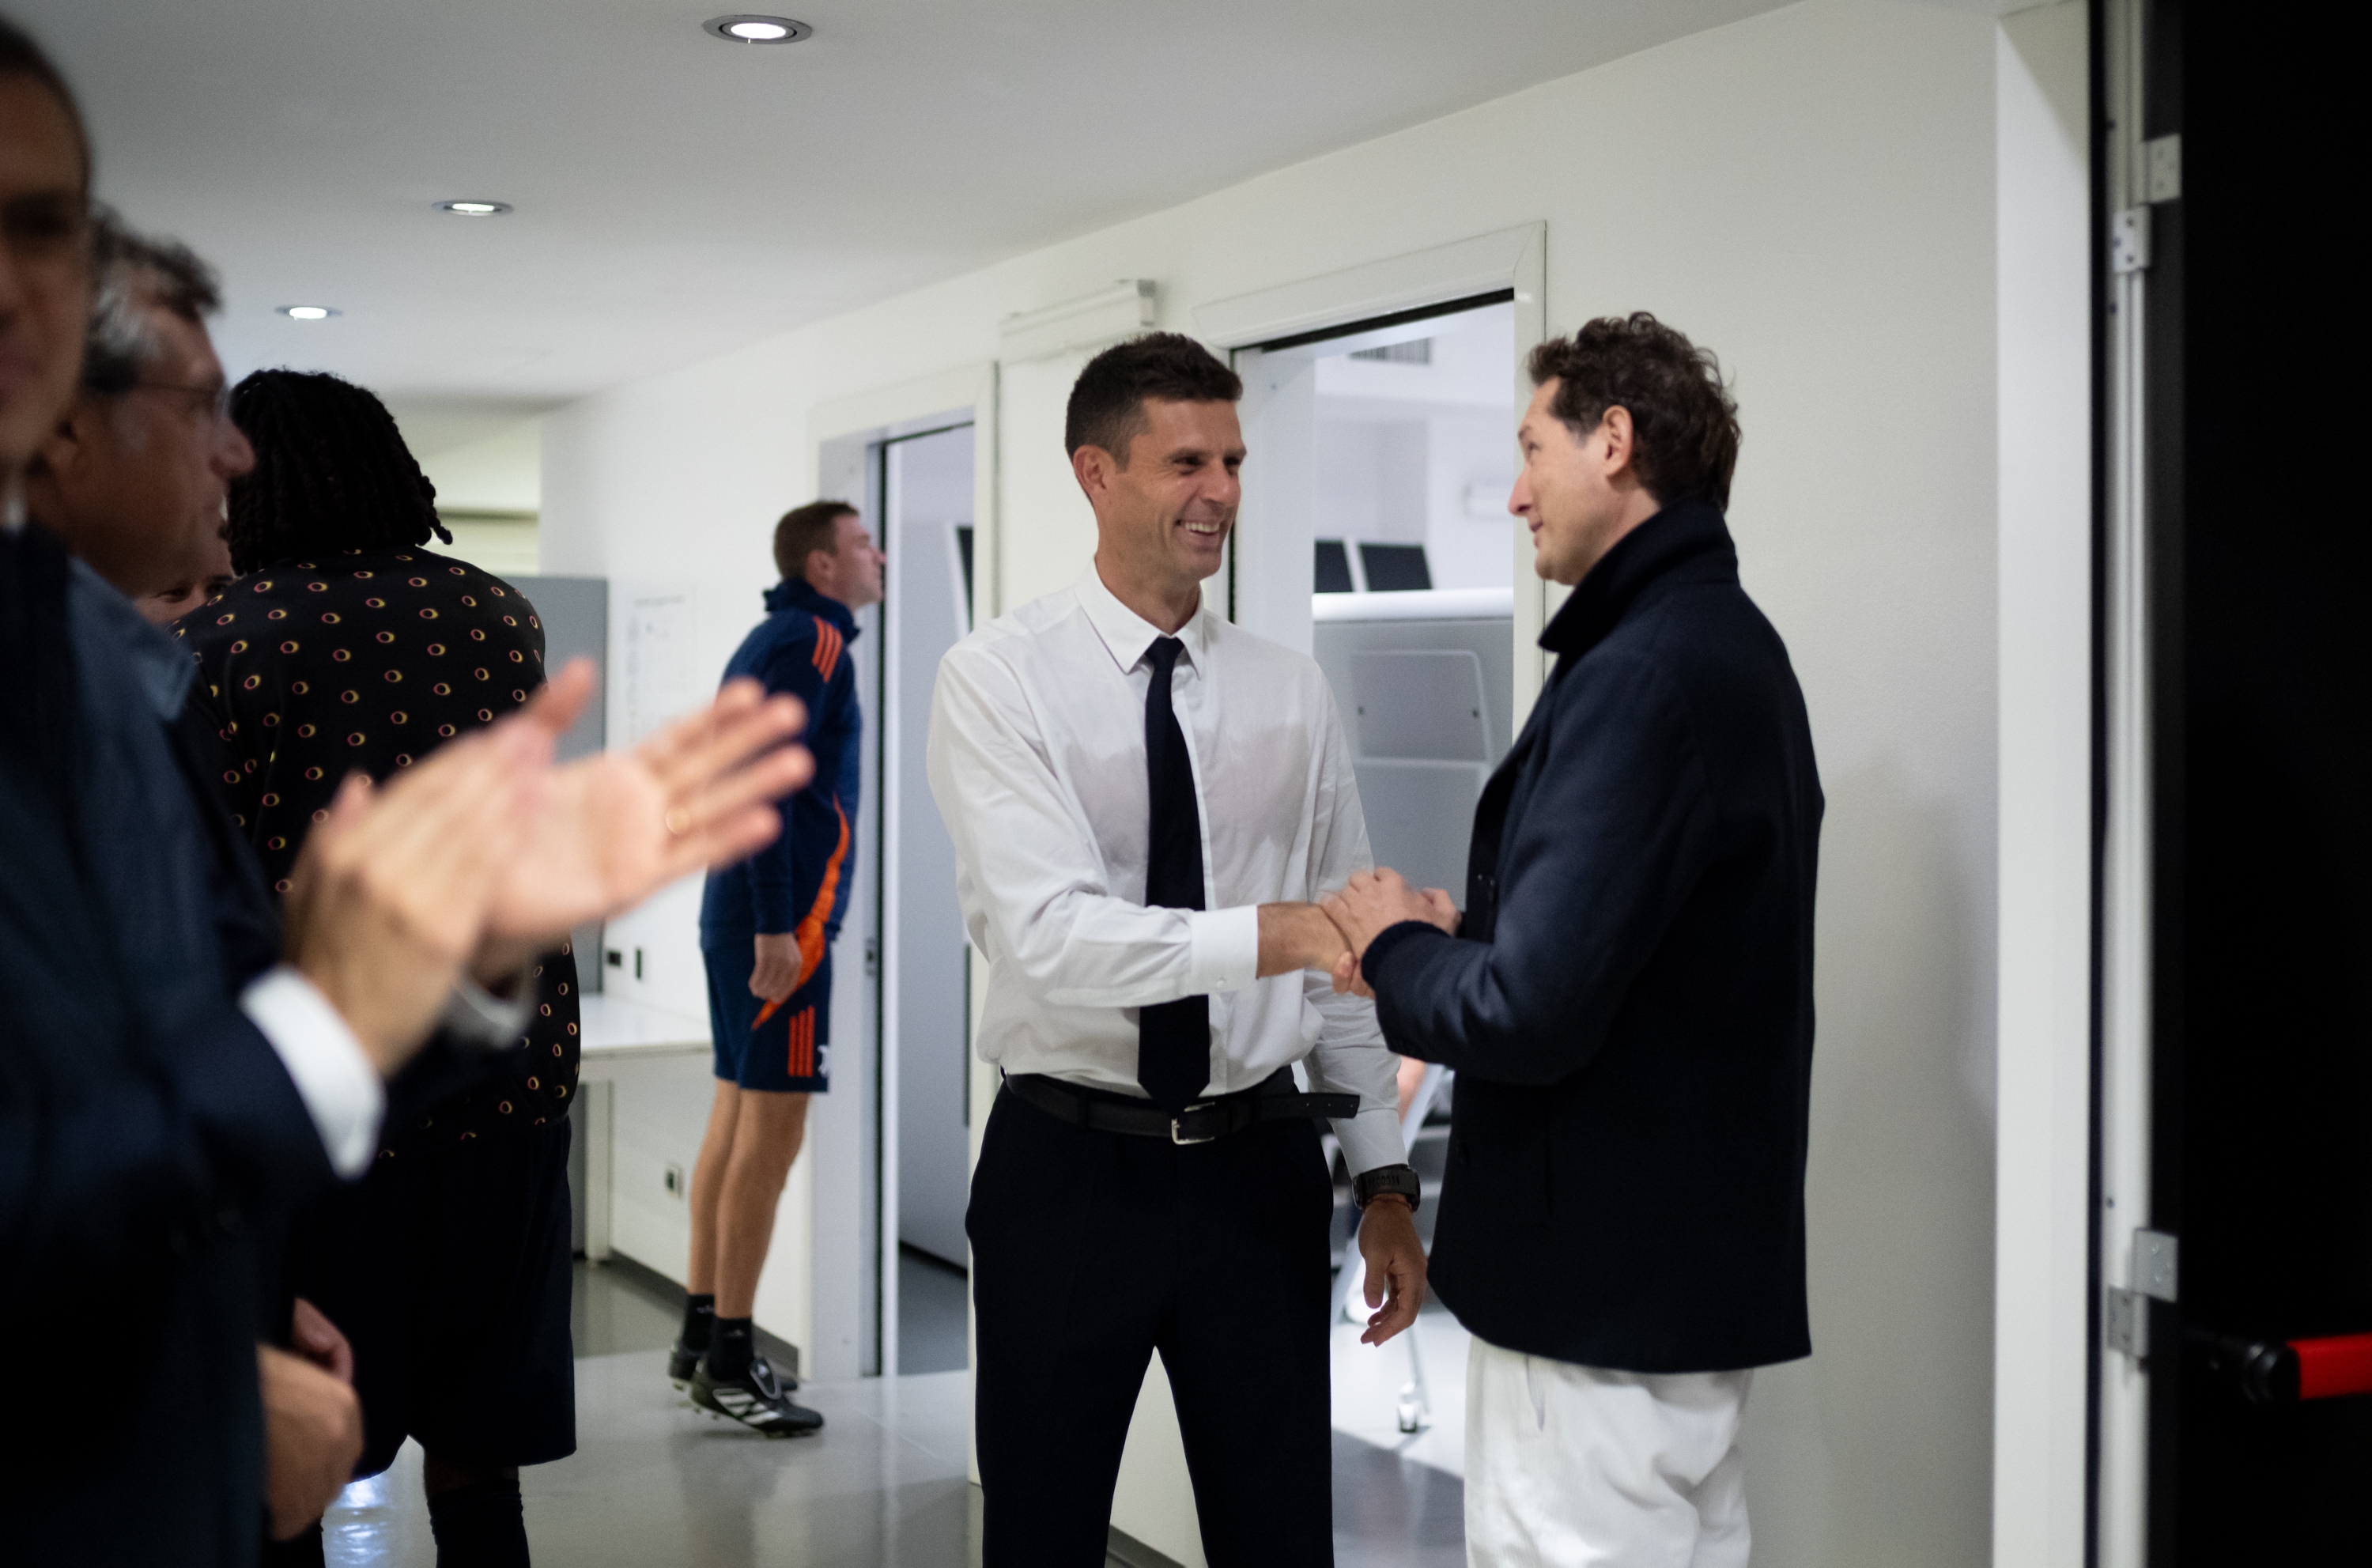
[791,803,851,984]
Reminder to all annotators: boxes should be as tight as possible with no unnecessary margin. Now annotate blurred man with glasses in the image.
[22,208,251,606]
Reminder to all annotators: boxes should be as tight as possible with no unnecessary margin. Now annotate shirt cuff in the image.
[1185,905,1261,996]
[1334,1102,1408,1177]
[440,968,537,1048]
[240,965,386,1178]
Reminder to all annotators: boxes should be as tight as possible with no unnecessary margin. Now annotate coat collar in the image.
[1539,498,1736,663]
[765,576,861,640]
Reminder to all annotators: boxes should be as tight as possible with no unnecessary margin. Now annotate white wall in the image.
[543,2,2018,1560]
[418,416,542,514]
[1991,6,2092,1566]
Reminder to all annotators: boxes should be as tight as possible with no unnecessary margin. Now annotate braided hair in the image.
[226,369,452,574]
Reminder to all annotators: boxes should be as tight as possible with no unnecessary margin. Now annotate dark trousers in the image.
[969,1082,1337,1568]
[300,1119,578,1476]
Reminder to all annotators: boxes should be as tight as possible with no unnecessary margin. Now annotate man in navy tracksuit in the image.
[675,500,882,1435]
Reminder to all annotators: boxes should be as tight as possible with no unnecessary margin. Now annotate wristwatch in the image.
[1353,1162,1422,1213]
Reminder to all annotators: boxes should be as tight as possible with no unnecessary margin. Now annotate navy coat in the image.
[1362,500,1823,1373]
[0,523,332,1566]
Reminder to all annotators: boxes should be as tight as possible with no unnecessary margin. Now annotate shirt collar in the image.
[1073,562,1211,675]
[67,557,194,722]
[765,576,861,640]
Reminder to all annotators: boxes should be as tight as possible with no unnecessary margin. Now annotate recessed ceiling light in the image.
[278,305,340,320]
[434,199,512,217]
[702,14,812,43]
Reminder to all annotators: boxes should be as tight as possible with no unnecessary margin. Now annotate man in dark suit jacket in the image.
[2,36,814,1562]
[1324,314,1822,1567]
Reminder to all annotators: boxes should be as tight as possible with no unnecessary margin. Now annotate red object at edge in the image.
[2291,1334,2372,1400]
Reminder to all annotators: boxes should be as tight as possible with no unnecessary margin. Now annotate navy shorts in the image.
[704,940,833,1093]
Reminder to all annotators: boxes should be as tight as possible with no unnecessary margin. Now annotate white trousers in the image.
[1464,1336,1753,1568]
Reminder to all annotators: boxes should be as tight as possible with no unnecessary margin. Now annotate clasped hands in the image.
[1252,871,1457,1348]
[281,657,814,1078]
[1316,868,1460,999]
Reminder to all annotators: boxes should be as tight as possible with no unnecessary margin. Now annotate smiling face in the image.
[1509,379,1655,588]
[0,72,92,483]
[1078,396,1244,627]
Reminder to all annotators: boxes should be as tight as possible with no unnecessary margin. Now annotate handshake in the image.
[283,658,813,1079]
[1264,869,1461,999]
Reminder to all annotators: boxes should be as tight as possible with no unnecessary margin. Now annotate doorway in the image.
[1231,293,1522,1475]
[876,421,976,1373]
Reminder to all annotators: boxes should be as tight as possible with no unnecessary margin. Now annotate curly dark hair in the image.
[225,369,450,574]
[1528,314,1740,509]
[1064,331,1241,463]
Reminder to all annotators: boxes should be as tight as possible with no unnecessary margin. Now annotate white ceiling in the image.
[20,0,1791,451]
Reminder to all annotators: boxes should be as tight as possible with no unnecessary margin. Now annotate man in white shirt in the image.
[928,332,1426,1566]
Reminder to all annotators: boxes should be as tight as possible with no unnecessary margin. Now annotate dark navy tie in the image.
[1138,636,1210,1112]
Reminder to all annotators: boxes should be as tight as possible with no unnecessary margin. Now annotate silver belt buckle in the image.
[1169,1103,1218,1145]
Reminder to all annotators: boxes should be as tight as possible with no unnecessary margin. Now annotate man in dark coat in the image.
[1324,314,1822,1567]
[2,37,815,1562]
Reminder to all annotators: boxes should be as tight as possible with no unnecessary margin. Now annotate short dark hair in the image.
[773,500,857,582]
[81,207,223,397]
[1528,314,1741,509]
[225,369,450,574]
[1064,332,1241,463]
[0,18,92,191]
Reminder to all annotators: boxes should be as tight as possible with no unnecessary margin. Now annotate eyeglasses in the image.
[130,380,233,426]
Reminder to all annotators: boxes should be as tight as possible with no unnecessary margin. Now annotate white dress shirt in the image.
[927,565,1405,1176]
[240,966,385,1177]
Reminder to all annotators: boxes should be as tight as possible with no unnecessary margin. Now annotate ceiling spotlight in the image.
[434,199,512,217]
[278,305,340,320]
[703,14,812,43]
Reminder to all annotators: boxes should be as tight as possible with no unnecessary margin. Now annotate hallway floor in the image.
[319,1260,1464,1566]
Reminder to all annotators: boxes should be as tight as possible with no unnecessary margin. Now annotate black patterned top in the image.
[176,545,581,1153]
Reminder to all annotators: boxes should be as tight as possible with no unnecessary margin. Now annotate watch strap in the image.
[1354,1162,1422,1214]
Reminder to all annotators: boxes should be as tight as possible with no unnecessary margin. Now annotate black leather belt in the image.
[1002,1068,1358,1146]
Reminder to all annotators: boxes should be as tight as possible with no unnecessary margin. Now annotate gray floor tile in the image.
[323,1261,1459,1566]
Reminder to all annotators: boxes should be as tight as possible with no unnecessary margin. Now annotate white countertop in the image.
[578,993,710,1059]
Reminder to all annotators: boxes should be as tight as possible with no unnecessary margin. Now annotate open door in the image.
[2097,0,2372,1558]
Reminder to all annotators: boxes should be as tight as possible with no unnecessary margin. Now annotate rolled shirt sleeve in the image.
[239,965,386,1177]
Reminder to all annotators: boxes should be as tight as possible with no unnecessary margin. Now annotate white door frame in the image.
[806,363,999,1389]
[1195,223,1550,716]
[2093,0,2155,1559]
